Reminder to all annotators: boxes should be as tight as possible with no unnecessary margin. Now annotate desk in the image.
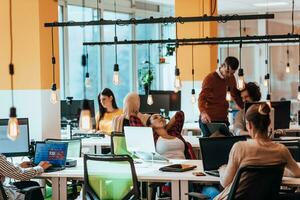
[81,136,111,154]
[182,122,201,135]
[38,159,300,200]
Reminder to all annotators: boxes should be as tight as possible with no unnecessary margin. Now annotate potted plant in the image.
[141,68,154,94]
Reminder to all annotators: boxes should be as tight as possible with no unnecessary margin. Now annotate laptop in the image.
[33,142,68,172]
[199,136,247,177]
[124,126,169,162]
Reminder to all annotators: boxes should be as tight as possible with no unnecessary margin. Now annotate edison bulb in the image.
[50,90,58,104]
[297,92,300,101]
[85,77,91,88]
[226,91,232,102]
[113,71,120,85]
[237,76,245,90]
[147,94,154,105]
[79,109,92,131]
[286,66,290,73]
[174,87,179,93]
[174,75,181,89]
[263,79,268,87]
[7,117,19,141]
[191,94,196,104]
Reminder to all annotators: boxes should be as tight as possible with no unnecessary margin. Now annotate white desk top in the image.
[38,158,300,186]
[81,136,111,147]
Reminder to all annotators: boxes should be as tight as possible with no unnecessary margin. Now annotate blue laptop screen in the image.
[34,143,68,166]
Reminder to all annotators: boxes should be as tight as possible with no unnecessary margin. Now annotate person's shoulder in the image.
[232,140,248,151]
[115,109,123,115]
[205,71,217,80]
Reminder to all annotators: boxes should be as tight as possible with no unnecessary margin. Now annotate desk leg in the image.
[59,177,68,200]
[51,178,59,200]
[171,180,180,200]
[180,180,189,200]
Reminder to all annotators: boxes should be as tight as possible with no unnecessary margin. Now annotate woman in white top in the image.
[216,103,300,200]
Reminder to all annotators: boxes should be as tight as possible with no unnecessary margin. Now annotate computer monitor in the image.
[245,101,291,130]
[61,99,95,121]
[150,90,181,111]
[0,118,30,157]
[139,94,170,115]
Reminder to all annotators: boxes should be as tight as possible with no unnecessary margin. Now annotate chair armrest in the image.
[18,186,44,194]
[186,192,210,200]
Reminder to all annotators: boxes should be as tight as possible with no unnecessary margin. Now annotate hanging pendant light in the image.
[147,93,154,105]
[237,21,245,91]
[50,27,58,104]
[191,45,196,104]
[266,93,271,108]
[264,74,270,87]
[191,89,196,104]
[264,44,270,87]
[297,38,300,101]
[85,50,91,88]
[7,0,19,140]
[226,86,232,102]
[174,25,181,92]
[112,0,120,86]
[286,47,291,73]
[146,44,154,105]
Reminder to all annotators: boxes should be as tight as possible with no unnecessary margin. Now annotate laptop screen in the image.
[34,142,68,166]
[124,126,156,153]
[199,136,247,171]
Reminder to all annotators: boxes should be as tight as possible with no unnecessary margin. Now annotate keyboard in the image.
[205,170,220,177]
[44,166,66,173]
[134,151,169,162]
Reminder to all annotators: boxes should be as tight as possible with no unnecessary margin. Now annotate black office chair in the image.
[187,163,285,200]
[83,154,140,200]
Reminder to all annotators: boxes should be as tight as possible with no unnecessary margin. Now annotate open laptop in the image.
[34,142,68,172]
[199,136,247,177]
[124,126,169,162]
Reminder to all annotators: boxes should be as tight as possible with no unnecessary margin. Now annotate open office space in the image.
[2,0,300,200]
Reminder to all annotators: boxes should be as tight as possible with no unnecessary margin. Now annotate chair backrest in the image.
[228,163,286,200]
[45,138,82,158]
[83,154,139,200]
[110,132,131,156]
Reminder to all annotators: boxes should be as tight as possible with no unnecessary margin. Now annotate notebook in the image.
[124,126,169,162]
[199,136,247,177]
[33,142,68,172]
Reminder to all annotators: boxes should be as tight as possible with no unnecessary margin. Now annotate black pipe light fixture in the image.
[298,38,300,101]
[85,47,91,88]
[50,27,58,104]
[79,0,92,131]
[286,46,291,73]
[113,0,120,86]
[146,43,154,105]
[264,44,270,87]
[7,0,19,140]
[174,25,182,93]
[237,20,245,91]
[191,45,196,104]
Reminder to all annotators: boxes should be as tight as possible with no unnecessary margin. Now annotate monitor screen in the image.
[61,99,95,121]
[150,90,181,111]
[0,118,30,157]
[139,94,170,114]
[34,142,68,166]
[245,101,291,130]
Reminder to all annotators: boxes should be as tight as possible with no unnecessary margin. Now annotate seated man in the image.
[0,154,50,200]
[233,82,261,136]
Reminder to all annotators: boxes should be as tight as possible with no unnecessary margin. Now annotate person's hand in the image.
[201,112,211,124]
[19,161,34,168]
[38,161,52,170]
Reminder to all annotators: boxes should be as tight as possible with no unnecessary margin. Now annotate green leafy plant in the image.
[141,69,154,87]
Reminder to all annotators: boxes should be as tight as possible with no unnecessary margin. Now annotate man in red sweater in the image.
[198,56,243,137]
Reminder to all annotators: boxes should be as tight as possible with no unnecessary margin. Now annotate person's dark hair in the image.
[224,56,239,70]
[242,82,261,101]
[98,88,118,119]
[245,103,271,137]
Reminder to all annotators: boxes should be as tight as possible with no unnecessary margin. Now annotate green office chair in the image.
[84,154,139,200]
[110,132,131,156]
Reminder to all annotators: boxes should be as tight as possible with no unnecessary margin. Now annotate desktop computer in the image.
[0,118,30,157]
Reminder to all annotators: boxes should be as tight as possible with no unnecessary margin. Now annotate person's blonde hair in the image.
[123,92,140,118]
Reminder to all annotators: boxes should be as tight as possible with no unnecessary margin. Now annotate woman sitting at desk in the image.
[147,111,192,159]
[0,155,50,200]
[216,103,300,199]
[95,88,123,135]
[112,92,149,132]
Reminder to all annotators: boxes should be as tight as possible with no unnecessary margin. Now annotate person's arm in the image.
[198,76,212,123]
[233,110,249,136]
[282,146,300,177]
[229,77,244,110]
[219,142,241,187]
[165,111,184,132]
[95,112,100,131]
[0,156,44,181]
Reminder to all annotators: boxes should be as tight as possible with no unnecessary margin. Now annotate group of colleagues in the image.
[1,56,300,200]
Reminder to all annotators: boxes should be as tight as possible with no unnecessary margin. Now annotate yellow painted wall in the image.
[175,0,218,81]
[0,0,59,90]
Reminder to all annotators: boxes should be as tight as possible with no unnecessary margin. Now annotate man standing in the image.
[198,56,243,137]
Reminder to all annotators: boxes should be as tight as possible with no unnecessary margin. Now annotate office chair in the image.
[110,132,132,156]
[0,182,44,200]
[84,154,140,200]
[187,163,285,200]
[45,138,82,199]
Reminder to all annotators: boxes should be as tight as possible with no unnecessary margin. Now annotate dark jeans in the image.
[13,181,43,200]
[199,117,230,137]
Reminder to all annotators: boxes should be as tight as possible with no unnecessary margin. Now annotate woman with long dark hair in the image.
[95,88,122,134]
